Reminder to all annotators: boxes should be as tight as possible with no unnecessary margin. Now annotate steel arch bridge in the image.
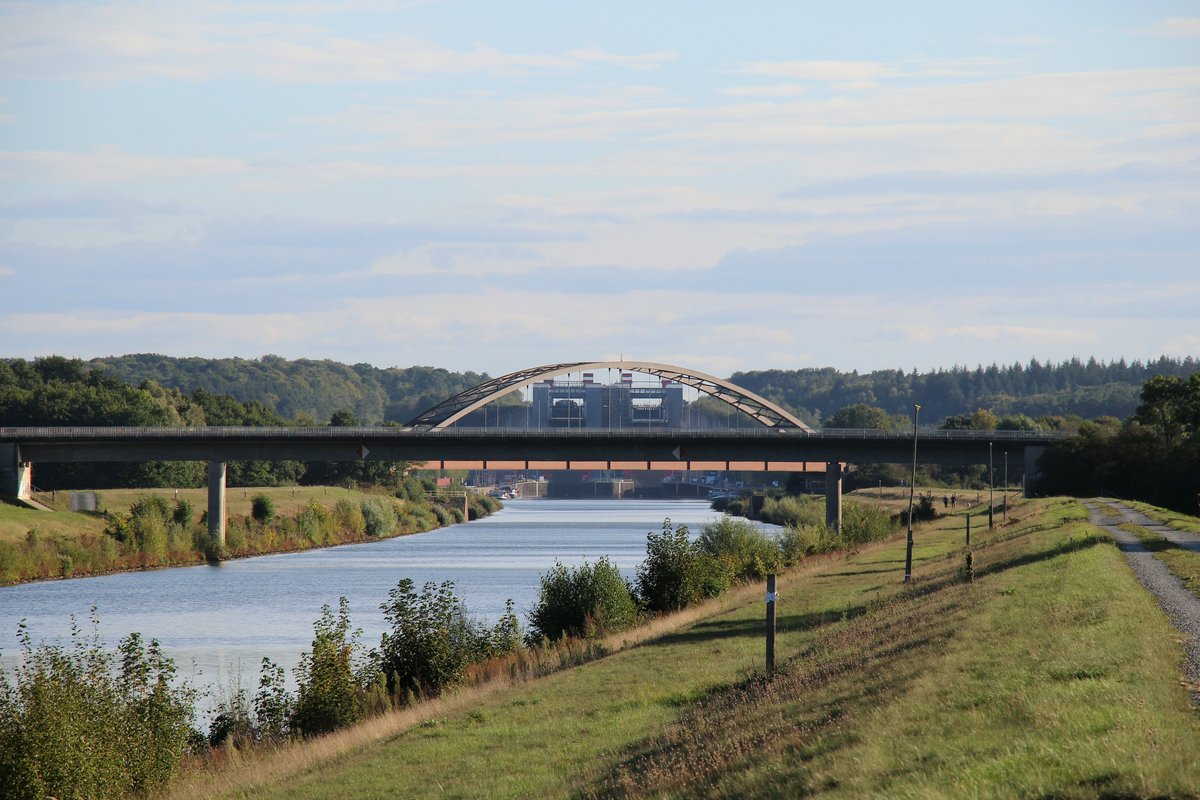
[406,360,813,431]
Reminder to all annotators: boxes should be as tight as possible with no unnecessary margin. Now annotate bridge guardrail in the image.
[0,425,1071,442]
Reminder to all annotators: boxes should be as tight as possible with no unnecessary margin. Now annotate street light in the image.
[904,403,921,583]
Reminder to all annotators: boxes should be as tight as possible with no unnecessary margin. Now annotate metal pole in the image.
[1003,451,1008,523]
[988,442,994,531]
[966,513,970,546]
[904,404,920,583]
[765,574,777,675]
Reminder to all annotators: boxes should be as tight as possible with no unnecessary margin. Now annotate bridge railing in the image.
[1,425,1071,442]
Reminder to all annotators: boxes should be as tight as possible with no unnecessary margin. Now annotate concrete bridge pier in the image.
[825,461,842,532]
[0,444,32,502]
[207,461,226,547]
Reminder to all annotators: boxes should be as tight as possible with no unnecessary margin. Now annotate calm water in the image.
[0,499,761,705]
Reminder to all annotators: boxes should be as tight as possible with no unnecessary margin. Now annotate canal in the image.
[0,499,769,707]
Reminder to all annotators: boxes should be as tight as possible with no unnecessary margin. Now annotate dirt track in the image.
[1085,499,1200,706]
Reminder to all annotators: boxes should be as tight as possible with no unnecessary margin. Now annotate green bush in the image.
[0,614,196,800]
[290,598,368,737]
[844,499,899,545]
[296,498,334,544]
[171,498,194,527]
[778,523,826,563]
[697,517,781,581]
[334,498,366,536]
[250,494,276,524]
[395,476,427,504]
[527,558,639,643]
[377,579,517,699]
[636,519,729,614]
[360,498,398,537]
[760,495,823,528]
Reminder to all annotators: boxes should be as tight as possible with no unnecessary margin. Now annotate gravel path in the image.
[1085,500,1200,706]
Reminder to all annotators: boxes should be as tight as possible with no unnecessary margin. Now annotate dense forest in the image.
[84,353,1199,427]
[89,353,490,426]
[732,356,1198,425]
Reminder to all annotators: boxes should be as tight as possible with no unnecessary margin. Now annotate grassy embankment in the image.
[184,494,1200,800]
[0,486,491,585]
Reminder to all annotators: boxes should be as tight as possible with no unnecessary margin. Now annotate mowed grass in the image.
[0,500,106,544]
[207,496,1200,800]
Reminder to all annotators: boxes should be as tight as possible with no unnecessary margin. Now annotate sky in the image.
[0,1,1197,378]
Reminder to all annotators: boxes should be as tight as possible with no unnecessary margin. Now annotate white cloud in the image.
[0,3,676,83]
[1145,17,1200,38]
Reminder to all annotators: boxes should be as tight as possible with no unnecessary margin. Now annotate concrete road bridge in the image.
[0,360,1067,544]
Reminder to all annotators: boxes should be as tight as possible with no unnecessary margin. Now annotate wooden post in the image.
[765,574,777,676]
[965,513,971,546]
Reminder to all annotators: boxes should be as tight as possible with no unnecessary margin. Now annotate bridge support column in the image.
[0,445,32,501]
[207,461,226,547]
[825,462,842,532]
[1023,446,1045,498]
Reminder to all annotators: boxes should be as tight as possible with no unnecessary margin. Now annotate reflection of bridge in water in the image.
[1,360,1067,546]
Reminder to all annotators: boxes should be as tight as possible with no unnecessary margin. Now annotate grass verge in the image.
[1122,500,1200,534]
[1121,523,1200,600]
[190,496,1200,800]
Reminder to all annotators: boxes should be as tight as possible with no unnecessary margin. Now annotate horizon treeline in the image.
[63,352,1200,427]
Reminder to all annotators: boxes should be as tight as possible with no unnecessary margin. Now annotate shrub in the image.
[290,598,368,737]
[697,517,781,581]
[250,494,275,524]
[296,498,334,544]
[172,498,194,527]
[333,498,366,536]
[395,476,427,504]
[895,495,937,528]
[636,519,729,614]
[377,579,514,699]
[0,614,196,800]
[527,558,639,643]
[845,499,899,545]
[760,495,823,528]
[360,498,398,537]
[778,523,825,564]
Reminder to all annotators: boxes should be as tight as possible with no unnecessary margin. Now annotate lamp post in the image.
[904,403,921,583]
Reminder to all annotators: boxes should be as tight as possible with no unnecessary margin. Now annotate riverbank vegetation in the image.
[0,485,501,585]
[8,496,1200,798]
[168,495,1200,799]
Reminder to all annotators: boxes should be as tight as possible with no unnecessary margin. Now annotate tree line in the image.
[73,352,1200,428]
[0,356,418,490]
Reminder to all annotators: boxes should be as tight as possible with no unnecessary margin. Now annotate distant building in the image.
[530,374,685,429]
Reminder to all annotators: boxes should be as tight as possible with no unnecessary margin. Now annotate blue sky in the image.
[1,1,1197,377]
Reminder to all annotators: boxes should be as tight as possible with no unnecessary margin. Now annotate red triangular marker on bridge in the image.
[356,445,370,460]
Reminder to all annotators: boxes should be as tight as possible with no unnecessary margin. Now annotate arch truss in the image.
[406,361,812,431]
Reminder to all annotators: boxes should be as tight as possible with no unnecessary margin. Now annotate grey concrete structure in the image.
[825,461,843,532]
[207,461,226,546]
[1,425,1065,544]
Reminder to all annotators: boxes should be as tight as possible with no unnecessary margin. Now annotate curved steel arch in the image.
[406,361,812,431]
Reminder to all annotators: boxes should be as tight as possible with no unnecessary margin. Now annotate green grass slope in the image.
[210,498,1200,800]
